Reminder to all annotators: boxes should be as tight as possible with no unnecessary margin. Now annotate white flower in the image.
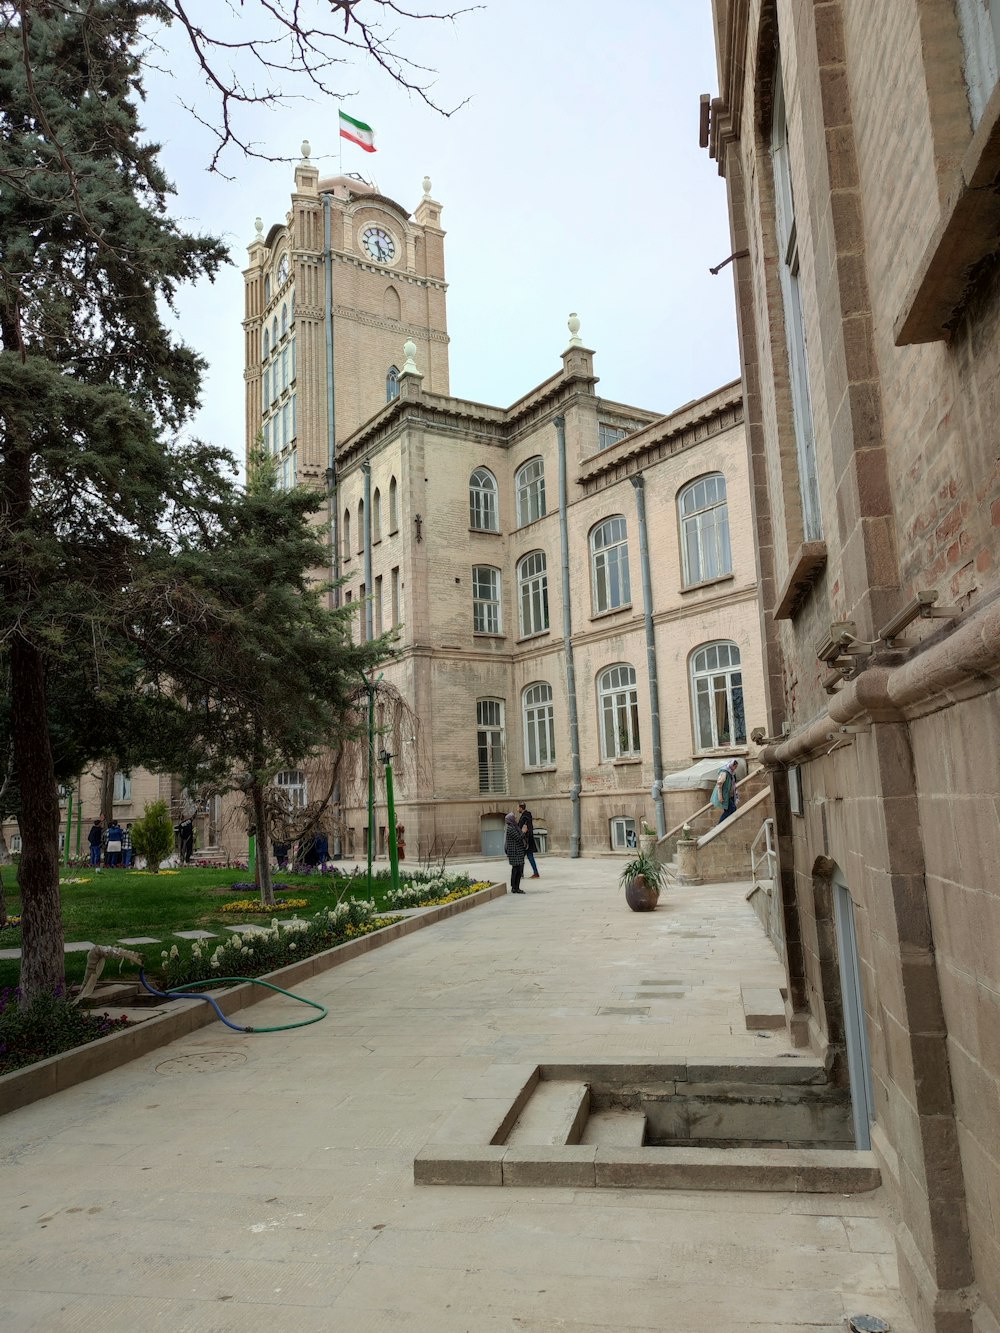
[289,943,297,952]
[170,944,179,959]
[231,935,242,950]
[210,957,220,969]
[161,951,169,960]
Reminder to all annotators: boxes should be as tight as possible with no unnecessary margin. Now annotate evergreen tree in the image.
[0,2,231,1000]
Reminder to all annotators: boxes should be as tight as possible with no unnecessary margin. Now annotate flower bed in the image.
[0,988,130,1075]
[385,879,492,909]
[218,897,309,913]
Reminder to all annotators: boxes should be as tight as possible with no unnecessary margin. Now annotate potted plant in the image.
[619,849,666,912]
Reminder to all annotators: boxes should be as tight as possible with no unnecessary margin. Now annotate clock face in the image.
[276,254,289,285]
[360,225,397,264]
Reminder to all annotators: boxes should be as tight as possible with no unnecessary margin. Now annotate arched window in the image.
[472,565,502,634]
[275,769,308,808]
[383,285,401,320]
[523,682,555,769]
[372,488,382,541]
[590,516,631,613]
[598,664,640,760]
[343,508,351,561]
[515,457,546,526]
[386,365,400,402]
[679,473,731,586]
[357,498,365,553]
[517,551,549,637]
[280,304,288,337]
[477,699,507,794]
[389,476,398,531]
[690,641,746,749]
[262,329,270,359]
[469,468,499,532]
[264,276,272,303]
[271,317,278,344]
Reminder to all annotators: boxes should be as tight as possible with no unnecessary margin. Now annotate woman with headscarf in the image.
[504,812,527,894]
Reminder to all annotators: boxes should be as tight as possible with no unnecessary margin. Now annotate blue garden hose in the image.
[138,969,328,1032]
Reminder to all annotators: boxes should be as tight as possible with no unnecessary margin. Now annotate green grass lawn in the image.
[0,864,464,991]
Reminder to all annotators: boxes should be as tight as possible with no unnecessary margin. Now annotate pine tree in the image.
[0,2,231,1000]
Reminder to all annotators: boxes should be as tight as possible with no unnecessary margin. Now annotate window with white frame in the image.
[373,488,382,542]
[386,365,400,401]
[517,550,549,637]
[275,769,308,808]
[389,476,398,531]
[590,516,631,613]
[515,457,546,526]
[610,817,637,850]
[598,663,640,759]
[772,57,822,543]
[523,682,555,769]
[598,423,628,451]
[691,641,746,750]
[679,474,732,586]
[113,771,132,802]
[10,833,21,854]
[957,0,1000,126]
[477,699,507,793]
[472,565,502,634]
[469,468,499,532]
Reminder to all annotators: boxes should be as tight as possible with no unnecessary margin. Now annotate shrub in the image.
[130,800,175,873]
[0,988,129,1074]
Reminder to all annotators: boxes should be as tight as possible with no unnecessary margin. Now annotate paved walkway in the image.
[0,858,911,1332]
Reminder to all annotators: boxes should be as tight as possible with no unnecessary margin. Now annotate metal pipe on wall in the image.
[362,460,373,642]
[555,415,582,857]
[630,473,667,837]
[322,194,340,608]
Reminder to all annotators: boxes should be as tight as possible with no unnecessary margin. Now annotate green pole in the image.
[75,786,82,858]
[248,834,256,877]
[64,790,73,866]
[384,758,400,894]
[366,680,375,893]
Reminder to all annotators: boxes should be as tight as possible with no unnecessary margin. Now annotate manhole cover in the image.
[155,1051,248,1075]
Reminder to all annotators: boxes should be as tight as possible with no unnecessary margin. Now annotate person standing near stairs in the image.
[711,759,740,823]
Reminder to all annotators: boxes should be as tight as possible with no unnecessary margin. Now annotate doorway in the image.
[832,871,875,1149]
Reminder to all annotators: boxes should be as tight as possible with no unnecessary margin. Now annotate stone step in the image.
[504,1080,590,1147]
[741,985,786,1030]
[580,1109,647,1147]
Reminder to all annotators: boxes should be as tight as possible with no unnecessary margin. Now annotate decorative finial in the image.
[300,139,312,161]
[422,175,432,198]
[402,339,418,375]
[567,312,582,347]
[254,216,263,238]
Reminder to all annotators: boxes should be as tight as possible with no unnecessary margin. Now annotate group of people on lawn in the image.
[86,816,133,868]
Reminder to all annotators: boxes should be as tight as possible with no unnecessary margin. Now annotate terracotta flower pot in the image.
[624,873,660,912]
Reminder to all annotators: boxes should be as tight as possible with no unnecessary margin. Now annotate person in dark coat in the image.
[87,818,104,868]
[504,812,527,894]
[517,802,540,878]
[177,817,194,864]
[273,841,290,870]
[105,820,124,868]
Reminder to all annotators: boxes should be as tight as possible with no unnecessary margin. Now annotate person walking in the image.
[516,802,540,878]
[504,812,527,894]
[87,818,104,868]
[711,759,740,824]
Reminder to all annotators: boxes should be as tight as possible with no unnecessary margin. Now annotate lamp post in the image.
[379,749,401,894]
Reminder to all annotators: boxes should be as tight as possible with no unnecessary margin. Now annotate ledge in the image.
[773,541,827,620]
[679,573,735,596]
[895,82,1000,345]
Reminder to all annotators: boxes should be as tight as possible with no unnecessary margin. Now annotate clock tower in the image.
[242,143,449,487]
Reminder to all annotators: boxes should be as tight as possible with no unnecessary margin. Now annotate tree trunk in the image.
[99,758,116,825]
[251,781,275,908]
[10,635,64,1002]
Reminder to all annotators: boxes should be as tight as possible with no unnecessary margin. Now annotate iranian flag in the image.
[339,110,376,153]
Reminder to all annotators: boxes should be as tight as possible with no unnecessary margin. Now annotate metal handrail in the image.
[750,817,776,885]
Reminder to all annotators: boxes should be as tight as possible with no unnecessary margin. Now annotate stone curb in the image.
[0,882,507,1118]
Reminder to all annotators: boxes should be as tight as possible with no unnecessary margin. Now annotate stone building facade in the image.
[241,159,767,860]
[705,2,1000,1329]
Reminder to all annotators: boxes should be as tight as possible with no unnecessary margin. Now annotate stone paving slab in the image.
[117,936,160,945]
[0,860,914,1332]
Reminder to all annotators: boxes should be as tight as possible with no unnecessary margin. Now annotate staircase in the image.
[658,768,774,885]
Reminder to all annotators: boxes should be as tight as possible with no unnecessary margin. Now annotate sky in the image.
[143,1,740,464]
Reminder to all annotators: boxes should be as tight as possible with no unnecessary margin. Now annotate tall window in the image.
[477,699,507,793]
[515,457,546,526]
[472,565,501,634]
[523,682,555,768]
[372,489,382,541]
[391,566,401,626]
[264,276,271,303]
[599,423,628,451]
[517,551,549,637]
[691,641,746,750]
[275,769,308,808]
[386,365,400,401]
[772,57,822,542]
[598,664,640,759]
[590,516,631,613]
[374,575,383,636]
[679,474,732,586]
[469,468,499,532]
[389,476,398,531]
[262,329,270,359]
[113,772,131,802]
[357,499,364,553]
[280,303,288,336]
[343,508,351,561]
[957,0,1000,126]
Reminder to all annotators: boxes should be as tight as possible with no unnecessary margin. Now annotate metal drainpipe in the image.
[362,461,373,642]
[555,415,582,857]
[322,194,340,608]
[630,474,666,837]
